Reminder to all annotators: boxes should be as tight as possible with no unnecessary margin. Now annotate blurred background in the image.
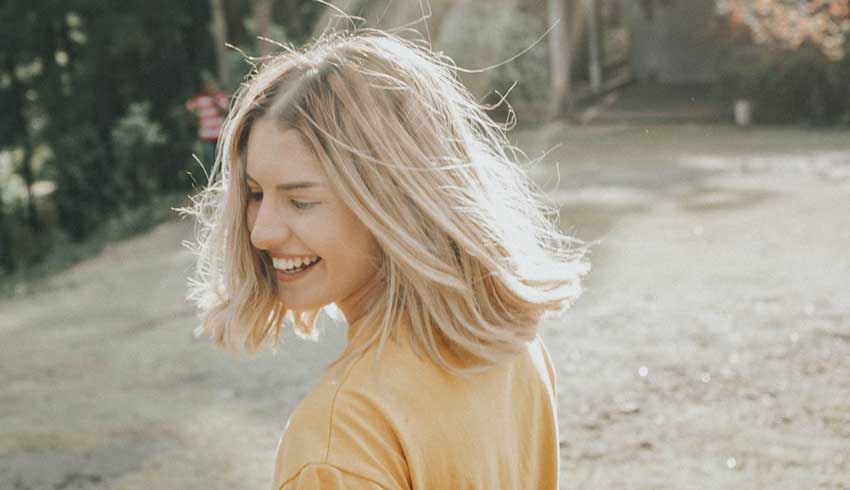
[1,1,849,489]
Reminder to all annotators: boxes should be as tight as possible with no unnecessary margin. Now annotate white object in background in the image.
[734,99,753,126]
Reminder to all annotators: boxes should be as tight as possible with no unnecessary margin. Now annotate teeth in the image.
[273,256,319,271]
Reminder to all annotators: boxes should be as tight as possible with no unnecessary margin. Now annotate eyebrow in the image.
[245,174,325,191]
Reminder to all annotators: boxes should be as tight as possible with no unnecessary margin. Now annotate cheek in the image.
[341,223,382,271]
[314,201,382,270]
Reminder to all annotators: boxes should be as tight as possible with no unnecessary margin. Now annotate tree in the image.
[717,0,850,60]
[210,0,230,86]
[717,0,850,124]
[0,1,57,235]
[547,0,594,119]
[254,0,274,56]
[0,43,41,233]
[0,0,214,242]
[548,0,574,120]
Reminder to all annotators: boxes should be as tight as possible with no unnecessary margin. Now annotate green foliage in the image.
[110,102,167,206]
[160,104,198,191]
[0,0,325,274]
[0,152,53,272]
[52,123,110,240]
[0,191,186,295]
[0,205,13,273]
[0,201,51,273]
[715,1,850,125]
[1,0,211,245]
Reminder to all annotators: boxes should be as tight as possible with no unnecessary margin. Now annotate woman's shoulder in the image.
[272,347,410,490]
[283,338,420,430]
[273,334,556,489]
[340,331,554,405]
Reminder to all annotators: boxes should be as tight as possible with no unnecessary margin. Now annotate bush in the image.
[110,102,167,205]
[0,201,52,273]
[158,104,198,191]
[52,124,111,240]
[51,101,171,240]
[0,204,17,274]
[0,191,187,295]
[0,149,54,272]
[727,42,850,125]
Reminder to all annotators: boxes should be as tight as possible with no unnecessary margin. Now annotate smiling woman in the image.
[244,120,383,322]
[183,29,589,490]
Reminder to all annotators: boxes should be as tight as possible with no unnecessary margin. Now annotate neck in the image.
[338,273,384,329]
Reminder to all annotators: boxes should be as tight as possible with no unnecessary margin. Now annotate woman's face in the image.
[244,117,383,324]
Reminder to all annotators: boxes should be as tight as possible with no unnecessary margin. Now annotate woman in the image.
[186,29,588,490]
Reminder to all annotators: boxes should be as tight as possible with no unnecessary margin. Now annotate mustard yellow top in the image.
[270,330,560,490]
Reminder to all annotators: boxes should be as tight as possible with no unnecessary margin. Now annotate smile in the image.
[273,256,321,280]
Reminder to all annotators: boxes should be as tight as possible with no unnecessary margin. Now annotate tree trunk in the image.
[253,0,273,56]
[568,0,589,81]
[585,0,603,93]
[548,0,573,120]
[209,0,229,86]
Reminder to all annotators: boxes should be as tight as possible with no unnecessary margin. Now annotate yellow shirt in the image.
[271,331,560,490]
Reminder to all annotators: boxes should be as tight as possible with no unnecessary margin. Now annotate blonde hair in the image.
[184,30,589,376]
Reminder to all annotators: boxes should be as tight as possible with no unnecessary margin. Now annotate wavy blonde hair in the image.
[184,30,589,376]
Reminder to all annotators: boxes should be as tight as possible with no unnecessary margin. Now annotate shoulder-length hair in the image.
[184,30,589,376]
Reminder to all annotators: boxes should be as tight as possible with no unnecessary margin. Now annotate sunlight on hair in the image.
[181,27,590,377]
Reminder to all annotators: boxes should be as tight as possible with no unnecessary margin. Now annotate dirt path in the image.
[1,124,848,489]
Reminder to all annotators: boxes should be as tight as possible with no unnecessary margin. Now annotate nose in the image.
[249,199,291,251]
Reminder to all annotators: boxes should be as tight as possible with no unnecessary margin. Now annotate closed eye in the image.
[292,200,318,210]
[247,190,263,202]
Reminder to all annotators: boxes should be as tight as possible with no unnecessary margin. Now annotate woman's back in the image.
[271,334,560,490]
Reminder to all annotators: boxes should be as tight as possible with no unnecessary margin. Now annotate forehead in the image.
[244,117,324,182]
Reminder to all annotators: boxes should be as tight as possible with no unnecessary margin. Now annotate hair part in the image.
[183,29,589,377]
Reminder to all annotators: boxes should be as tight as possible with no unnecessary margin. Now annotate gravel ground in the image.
[1,124,848,489]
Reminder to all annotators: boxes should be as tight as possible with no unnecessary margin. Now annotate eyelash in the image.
[292,200,317,210]
[247,191,317,210]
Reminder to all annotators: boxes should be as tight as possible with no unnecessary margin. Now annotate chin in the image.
[278,294,330,313]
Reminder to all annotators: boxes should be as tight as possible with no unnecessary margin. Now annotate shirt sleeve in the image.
[279,463,392,490]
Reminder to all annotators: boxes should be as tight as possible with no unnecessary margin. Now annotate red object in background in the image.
[186,90,229,141]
